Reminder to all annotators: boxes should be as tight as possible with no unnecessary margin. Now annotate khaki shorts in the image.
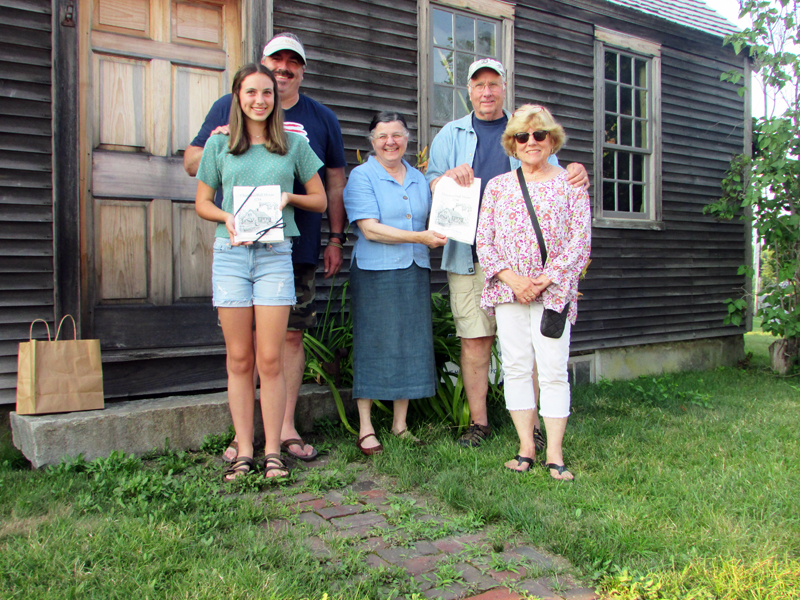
[447,263,496,339]
[288,262,317,331]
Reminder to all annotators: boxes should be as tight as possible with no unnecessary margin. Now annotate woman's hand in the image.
[531,274,552,296]
[497,269,538,305]
[225,213,251,246]
[280,192,290,210]
[417,230,448,249]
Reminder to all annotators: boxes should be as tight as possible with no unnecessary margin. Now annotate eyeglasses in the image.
[514,130,549,144]
[470,82,503,93]
[371,133,408,142]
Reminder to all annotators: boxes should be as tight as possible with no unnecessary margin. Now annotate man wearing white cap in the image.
[184,33,347,462]
[427,58,588,448]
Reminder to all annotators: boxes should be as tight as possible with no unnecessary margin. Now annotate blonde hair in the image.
[501,104,566,157]
[228,64,287,156]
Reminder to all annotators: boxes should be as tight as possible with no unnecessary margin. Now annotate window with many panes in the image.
[594,29,662,227]
[430,7,502,140]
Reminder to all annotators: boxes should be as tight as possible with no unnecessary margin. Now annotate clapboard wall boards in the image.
[510,1,746,352]
[282,0,747,354]
[1,0,747,402]
[273,0,449,299]
[0,0,54,403]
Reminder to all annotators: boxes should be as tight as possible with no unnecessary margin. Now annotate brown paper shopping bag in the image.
[16,316,104,415]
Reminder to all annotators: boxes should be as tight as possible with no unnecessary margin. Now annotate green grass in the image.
[367,331,800,598]
[1,331,798,599]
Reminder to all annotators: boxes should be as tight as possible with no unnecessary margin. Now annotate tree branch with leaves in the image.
[705,0,799,372]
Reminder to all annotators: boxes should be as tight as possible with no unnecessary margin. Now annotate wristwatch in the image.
[329,232,348,244]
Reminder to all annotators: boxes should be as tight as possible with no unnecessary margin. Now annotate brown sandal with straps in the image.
[356,433,383,456]
[263,453,290,479]
[223,456,255,482]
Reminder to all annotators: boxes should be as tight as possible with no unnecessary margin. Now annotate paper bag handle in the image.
[29,319,52,342]
[55,315,78,341]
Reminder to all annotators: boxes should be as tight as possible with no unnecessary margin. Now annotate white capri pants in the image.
[495,301,571,418]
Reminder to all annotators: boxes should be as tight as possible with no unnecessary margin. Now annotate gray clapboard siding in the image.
[273,0,427,302]
[513,0,746,352]
[0,0,53,403]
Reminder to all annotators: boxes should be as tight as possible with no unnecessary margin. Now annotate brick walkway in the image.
[264,454,598,600]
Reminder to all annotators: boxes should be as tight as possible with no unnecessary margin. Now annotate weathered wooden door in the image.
[79,0,240,356]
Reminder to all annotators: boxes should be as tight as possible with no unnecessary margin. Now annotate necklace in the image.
[522,164,555,183]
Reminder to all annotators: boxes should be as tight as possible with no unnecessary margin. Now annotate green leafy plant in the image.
[200,426,235,455]
[303,279,357,434]
[707,0,800,369]
[412,291,505,434]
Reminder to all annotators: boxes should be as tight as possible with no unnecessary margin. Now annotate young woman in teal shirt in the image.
[195,64,326,481]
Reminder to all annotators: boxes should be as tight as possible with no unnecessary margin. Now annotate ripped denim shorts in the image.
[211,238,295,307]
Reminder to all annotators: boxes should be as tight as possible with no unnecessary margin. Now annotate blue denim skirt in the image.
[350,261,437,401]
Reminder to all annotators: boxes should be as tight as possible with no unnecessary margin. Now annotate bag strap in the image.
[55,315,77,341]
[29,319,51,342]
[27,319,50,409]
[516,167,548,266]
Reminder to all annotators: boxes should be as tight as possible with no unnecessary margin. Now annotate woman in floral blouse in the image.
[476,104,591,480]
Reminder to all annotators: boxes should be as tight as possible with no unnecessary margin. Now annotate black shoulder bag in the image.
[516,167,570,339]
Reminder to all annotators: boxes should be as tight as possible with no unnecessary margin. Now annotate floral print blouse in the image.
[476,169,591,324]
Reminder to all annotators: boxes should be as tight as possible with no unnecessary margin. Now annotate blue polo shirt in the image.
[343,156,432,271]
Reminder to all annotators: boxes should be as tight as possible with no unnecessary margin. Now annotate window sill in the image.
[592,217,666,230]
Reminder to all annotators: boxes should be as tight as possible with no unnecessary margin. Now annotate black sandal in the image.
[505,455,535,473]
[264,453,290,480]
[223,456,255,482]
[545,463,574,481]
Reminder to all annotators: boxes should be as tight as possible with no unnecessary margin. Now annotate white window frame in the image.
[594,27,664,230]
[418,0,515,152]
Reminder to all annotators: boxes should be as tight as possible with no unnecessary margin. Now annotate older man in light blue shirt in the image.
[427,58,588,448]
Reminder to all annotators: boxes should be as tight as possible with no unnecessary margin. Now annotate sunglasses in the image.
[514,130,549,144]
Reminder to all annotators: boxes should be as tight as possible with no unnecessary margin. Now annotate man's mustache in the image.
[273,69,294,79]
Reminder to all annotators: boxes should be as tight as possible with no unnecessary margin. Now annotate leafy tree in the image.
[706,0,799,368]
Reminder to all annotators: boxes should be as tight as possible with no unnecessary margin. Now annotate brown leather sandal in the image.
[222,456,254,482]
[356,433,383,456]
[222,439,238,463]
[280,438,319,462]
[458,421,492,447]
[263,453,290,480]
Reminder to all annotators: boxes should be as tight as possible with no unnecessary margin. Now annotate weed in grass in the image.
[302,468,356,494]
[487,552,522,574]
[200,426,235,455]
[341,488,362,505]
[423,562,465,587]
[487,523,515,553]
[364,565,421,599]
[459,541,493,562]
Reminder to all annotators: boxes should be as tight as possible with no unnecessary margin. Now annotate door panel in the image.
[97,200,148,301]
[95,0,150,35]
[173,67,223,151]
[82,0,239,350]
[95,55,147,149]
[173,203,215,301]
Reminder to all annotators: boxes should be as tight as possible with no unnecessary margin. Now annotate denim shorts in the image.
[211,238,295,307]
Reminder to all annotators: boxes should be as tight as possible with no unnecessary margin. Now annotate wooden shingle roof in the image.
[606,0,739,37]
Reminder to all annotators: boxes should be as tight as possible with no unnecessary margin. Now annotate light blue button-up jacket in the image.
[426,111,558,275]
[344,156,432,271]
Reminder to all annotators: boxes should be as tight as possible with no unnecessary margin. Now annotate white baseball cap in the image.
[468,57,506,81]
[263,33,307,65]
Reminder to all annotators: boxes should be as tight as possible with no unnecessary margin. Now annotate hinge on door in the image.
[62,0,76,27]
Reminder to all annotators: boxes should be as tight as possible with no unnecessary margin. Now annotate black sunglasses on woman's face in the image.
[514,130,549,144]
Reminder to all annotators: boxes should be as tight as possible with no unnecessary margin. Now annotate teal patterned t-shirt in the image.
[196,132,324,239]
